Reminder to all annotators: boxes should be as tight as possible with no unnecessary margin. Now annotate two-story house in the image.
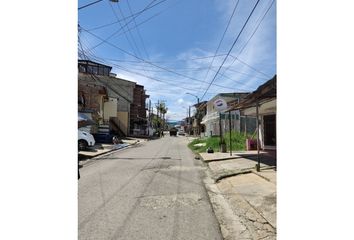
[130,84,149,135]
[78,60,149,137]
[201,93,249,137]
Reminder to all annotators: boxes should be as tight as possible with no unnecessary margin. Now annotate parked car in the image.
[92,132,121,144]
[78,129,95,151]
[178,129,185,136]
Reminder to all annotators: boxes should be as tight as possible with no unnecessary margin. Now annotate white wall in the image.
[103,97,118,121]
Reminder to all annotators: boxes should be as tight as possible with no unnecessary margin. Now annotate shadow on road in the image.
[78,154,92,162]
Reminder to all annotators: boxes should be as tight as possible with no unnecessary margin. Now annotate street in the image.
[78,135,222,240]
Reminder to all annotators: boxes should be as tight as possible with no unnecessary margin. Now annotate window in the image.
[87,65,93,74]
[104,68,109,76]
[98,66,104,75]
[92,66,98,74]
[79,65,86,73]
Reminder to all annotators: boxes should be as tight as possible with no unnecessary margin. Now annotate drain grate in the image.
[160,157,171,159]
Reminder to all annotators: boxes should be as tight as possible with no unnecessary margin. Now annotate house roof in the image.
[217,92,250,98]
[193,101,207,108]
[225,75,276,112]
[78,60,112,70]
[209,92,250,102]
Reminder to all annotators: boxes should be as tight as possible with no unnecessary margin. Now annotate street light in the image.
[185,92,199,103]
[79,0,119,11]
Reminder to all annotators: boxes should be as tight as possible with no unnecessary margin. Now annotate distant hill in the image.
[167,120,181,125]
[166,120,182,128]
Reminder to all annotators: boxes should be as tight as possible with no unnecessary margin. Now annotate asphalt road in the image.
[78,135,222,240]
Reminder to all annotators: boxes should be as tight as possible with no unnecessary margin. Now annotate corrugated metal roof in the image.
[224,75,276,112]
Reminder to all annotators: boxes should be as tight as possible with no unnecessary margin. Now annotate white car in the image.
[178,129,185,136]
[78,130,95,151]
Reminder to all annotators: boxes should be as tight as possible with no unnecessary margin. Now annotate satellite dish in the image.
[213,98,227,111]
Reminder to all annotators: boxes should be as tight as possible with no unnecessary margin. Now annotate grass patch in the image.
[224,131,248,151]
[188,131,256,153]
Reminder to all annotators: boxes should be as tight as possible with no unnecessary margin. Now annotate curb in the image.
[79,141,141,167]
[200,154,260,163]
[199,155,275,183]
[214,169,253,182]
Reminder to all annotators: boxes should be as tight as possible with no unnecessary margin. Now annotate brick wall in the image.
[78,83,106,113]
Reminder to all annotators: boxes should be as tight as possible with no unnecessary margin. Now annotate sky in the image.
[3,2,354,238]
[78,0,276,121]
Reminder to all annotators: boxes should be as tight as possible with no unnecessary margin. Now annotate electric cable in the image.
[214,0,275,81]
[81,27,251,91]
[197,0,240,97]
[200,0,261,101]
[108,1,142,59]
[89,0,169,51]
[126,0,150,60]
[80,37,261,93]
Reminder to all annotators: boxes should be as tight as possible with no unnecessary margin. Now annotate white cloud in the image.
[81,0,276,120]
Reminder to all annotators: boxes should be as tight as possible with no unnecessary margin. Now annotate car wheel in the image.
[78,140,88,151]
[112,136,119,144]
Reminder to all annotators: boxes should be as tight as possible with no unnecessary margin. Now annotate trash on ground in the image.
[194,143,206,147]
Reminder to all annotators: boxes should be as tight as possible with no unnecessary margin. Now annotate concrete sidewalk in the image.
[199,151,276,240]
[199,152,275,182]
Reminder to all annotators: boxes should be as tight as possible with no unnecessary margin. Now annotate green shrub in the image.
[187,138,207,152]
[188,131,256,153]
[223,131,245,151]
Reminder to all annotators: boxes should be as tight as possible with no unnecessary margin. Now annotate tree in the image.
[155,101,168,131]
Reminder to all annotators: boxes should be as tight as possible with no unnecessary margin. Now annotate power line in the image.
[122,0,156,85]
[113,64,203,92]
[91,50,271,80]
[126,0,150,60]
[214,0,275,81]
[89,0,168,51]
[80,1,274,100]
[77,50,199,92]
[101,62,268,81]
[86,0,167,31]
[80,33,266,93]
[109,58,254,92]
[200,0,261,101]
[108,1,142,58]
[230,54,271,78]
[116,3,143,57]
[94,53,229,64]
[78,36,135,103]
[238,0,275,56]
[198,0,240,97]
[81,27,248,91]
[90,74,133,103]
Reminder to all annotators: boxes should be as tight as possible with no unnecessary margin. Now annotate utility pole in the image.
[196,97,200,136]
[186,93,199,136]
[229,111,233,156]
[188,106,191,135]
[157,100,160,136]
[148,100,151,135]
[256,101,260,172]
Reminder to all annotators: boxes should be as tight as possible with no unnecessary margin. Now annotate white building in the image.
[201,93,249,137]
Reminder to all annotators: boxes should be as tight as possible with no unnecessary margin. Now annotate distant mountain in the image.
[166,120,182,128]
[166,120,182,125]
